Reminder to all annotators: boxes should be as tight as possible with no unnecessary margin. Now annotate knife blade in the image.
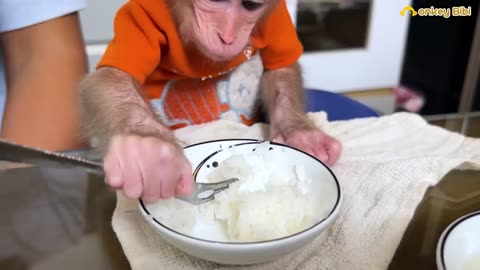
[0,139,104,175]
[0,139,237,205]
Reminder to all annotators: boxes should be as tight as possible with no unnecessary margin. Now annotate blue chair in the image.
[304,88,380,121]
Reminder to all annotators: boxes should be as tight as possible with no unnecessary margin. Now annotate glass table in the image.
[389,111,480,269]
[1,112,479,270]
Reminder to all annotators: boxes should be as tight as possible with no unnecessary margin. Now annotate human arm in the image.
[0,12,87,151]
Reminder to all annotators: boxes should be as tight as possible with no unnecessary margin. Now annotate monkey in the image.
[79,0,342,204]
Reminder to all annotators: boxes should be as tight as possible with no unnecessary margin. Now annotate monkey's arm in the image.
[260,63,342,165]
[79,66,194,200]
[78,1,171,153]
[260,62,312,133]
[79,67,172,154]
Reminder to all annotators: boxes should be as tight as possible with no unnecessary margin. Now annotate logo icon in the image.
[400,5,417,16]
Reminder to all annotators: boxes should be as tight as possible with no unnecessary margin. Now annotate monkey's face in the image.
[191,0,268,61]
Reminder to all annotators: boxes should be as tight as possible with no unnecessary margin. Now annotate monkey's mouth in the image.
[209,50,240,62]
[193,33,246,63]
[196,48,238,63]
[208,42,247,62]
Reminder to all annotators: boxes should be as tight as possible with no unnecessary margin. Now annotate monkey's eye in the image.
[242,0,264,11]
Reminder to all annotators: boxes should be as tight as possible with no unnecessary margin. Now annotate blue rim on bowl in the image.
[437,210,480,269]
[138,138,342,245]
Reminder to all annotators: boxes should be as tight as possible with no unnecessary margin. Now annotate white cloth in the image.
[111,112,480,270]
[0,0,87,126]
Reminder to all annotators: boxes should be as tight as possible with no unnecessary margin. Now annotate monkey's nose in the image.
[218,34,234,45]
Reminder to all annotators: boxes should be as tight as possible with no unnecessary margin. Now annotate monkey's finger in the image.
[158,155,180,199]
[305,132,332,165]
[176,160,194,195]
[103,155,123,189]
[272,134,285,144]
[159,165,178,199]
[120,141,144,199]
[306,148,318,159]
[287,133,314,153]
[103,137,124,188]
[312,146,329,164]
[325,137,342,166]
[138,151,163,204]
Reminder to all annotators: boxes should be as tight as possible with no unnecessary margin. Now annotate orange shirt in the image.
[97,0,303,129]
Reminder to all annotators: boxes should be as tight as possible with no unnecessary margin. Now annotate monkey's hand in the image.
[102,134,194,203]
[260,63,341,166]
[271,122,342,167]
[78,67,194,203]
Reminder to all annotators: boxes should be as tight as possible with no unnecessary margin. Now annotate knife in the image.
[0,139,238,205]
[0,139,104,175]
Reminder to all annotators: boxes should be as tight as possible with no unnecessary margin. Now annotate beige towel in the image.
[111,112,480,270]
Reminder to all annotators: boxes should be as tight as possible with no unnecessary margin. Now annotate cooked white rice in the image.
[148,142,320,242]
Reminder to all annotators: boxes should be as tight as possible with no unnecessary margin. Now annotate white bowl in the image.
[436,211,480,270]
[138,139,342,265]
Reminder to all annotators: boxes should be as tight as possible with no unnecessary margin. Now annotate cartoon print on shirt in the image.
[217,53,263,124]
[150,53,263,129]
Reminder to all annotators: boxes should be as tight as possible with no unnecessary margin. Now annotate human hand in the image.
[102,134,194,203]
[271,123,342,167]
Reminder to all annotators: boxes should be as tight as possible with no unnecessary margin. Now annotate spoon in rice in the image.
[0,139,238,205]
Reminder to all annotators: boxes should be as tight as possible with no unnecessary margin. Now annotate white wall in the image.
[287,0,411,92]
[79,0,126,72]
